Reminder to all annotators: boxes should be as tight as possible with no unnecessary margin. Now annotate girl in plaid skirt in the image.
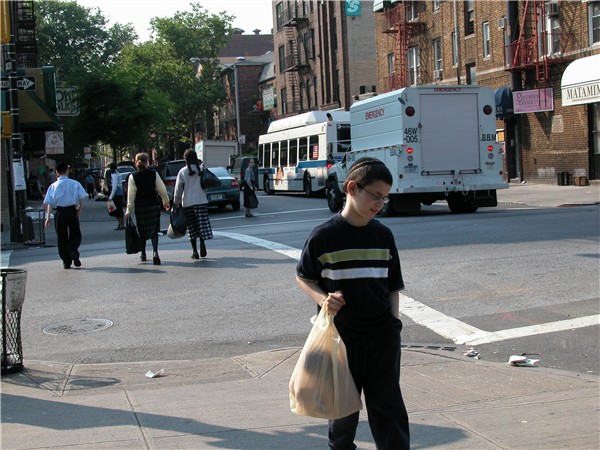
[173,149,213,259]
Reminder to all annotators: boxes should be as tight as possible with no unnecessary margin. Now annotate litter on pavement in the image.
[463,348,480,359]
[145,368,165,378]
[508,355,540,367]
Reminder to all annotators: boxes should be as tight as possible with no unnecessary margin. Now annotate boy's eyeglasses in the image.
[359,186,389,204]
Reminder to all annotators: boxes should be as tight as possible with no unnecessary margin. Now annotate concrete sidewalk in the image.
[1,182,599,449]
[2,348,598,449]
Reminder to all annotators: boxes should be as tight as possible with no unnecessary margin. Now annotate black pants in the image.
[54,206,82,266]
[328,324,410,450]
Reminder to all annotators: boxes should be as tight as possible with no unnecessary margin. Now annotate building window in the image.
[433,38,442,80]
[408,47,420,86]
[388,52,395,77]
[590,1,600,45]
[306,79,311,110]
[482,21,490,58]
[466,63,476,84]
[407,1,418,21]
[451,32,458,66]
[281,87,287,115]
[278,45,285,73]
[539,3,561,56]
[464,0,475,35]
[310,29,316,59]
[313,77,318,109]
[276,2,284,30]
[433,0,443,12]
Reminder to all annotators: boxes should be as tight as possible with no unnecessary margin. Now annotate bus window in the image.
[337,123,351,153]
[299,137,308,161]
[280,140,288,167]
[289,139,298,165]
[309,135,319,160]
[271,142,279,168]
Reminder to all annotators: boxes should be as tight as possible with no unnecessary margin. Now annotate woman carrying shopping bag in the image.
[125,153,170,265]
[173,149,213,259]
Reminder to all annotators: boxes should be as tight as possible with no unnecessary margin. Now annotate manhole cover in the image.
[43,318,113,335]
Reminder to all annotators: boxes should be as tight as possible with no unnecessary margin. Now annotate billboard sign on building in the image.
[513,88,554,114]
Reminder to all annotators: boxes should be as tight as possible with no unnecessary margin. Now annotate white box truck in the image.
[326,85,508,215]
[194,140,237,168]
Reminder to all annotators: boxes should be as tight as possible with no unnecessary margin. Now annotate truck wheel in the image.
[448,196,478,214]
[304,175,313,198]
[231,200,241,211]
[326,180,343,212]
[264,176,274,195]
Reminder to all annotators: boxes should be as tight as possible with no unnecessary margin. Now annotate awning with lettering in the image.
[561,54,600,106]
[495,86,514,119]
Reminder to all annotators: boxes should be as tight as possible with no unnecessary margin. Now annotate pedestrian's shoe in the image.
[153,253,161,265]
[114,226,125,230]
[200,241,207,258]
[245,213,254,218]
[63,263,71,269]
[140,252,147,262]
[73,257,81,267]
[191,252,199,260]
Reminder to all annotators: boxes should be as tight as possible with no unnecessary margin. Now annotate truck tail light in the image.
[406,147,414,154]
[483,105,493,115]
[487,145,494,151]
[405,106,415,117]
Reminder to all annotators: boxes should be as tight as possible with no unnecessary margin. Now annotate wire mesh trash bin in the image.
[1,269,27,374]
[20,209,46,245]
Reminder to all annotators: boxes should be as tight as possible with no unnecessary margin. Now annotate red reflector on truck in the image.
[487,145,494,151]
[406,147,414,154]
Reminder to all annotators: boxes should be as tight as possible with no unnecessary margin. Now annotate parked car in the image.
[230,156,259,189]
[157,160,240,210]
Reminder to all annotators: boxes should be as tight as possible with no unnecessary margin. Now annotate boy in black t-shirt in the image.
[296,157,409,450]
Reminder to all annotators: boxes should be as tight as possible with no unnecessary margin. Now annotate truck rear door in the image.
[419,93,480,173]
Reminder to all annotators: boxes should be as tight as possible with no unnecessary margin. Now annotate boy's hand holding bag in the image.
[289,307,362,419]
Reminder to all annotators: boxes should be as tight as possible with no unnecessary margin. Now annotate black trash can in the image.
[557,171,571,186]
[1,269,27,374]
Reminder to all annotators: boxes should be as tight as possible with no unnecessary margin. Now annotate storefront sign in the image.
[513,88,554,114]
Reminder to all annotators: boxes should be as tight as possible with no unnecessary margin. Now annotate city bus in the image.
[257,111,351,196]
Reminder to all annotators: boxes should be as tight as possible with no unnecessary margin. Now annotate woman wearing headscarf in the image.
[125,152,170,265]
[173,149,213,259]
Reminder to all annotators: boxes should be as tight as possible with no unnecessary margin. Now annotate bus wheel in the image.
[326,180,343,212]
[304,175,313,198]
[264,176,274,195]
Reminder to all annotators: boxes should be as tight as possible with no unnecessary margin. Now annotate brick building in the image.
[373,0,599,184]
[271,1,378,117]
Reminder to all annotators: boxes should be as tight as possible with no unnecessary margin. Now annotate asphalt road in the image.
[4,192,599,375]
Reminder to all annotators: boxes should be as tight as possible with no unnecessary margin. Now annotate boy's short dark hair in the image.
[56,162,69,173]
[342,157,393,193]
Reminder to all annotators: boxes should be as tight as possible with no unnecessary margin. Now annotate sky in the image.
[76,0,275,40]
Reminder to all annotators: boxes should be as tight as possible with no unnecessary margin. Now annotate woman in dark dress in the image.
[125,153,170,265]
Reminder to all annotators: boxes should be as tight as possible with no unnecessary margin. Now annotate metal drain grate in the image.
[43,318,113,335]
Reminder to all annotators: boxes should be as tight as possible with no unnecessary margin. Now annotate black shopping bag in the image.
[125,218,144,254]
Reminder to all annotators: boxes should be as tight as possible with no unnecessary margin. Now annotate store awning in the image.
[495,86,514,119]
[561,54,600,106]
[18,91,62,130]
[373,0,389,12]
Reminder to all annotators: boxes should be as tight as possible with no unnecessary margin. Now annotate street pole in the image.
[233,64,241,157]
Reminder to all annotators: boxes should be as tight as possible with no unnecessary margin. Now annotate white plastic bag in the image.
[289,307,362,419]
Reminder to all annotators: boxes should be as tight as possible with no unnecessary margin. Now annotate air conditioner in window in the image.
[547,2,559,16]
[434,69,442,81]
[498,17,507,29]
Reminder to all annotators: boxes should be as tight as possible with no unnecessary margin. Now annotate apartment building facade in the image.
[271,1,378,117]
[373,0,599,184]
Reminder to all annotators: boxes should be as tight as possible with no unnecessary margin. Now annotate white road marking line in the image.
[214,232,600,344]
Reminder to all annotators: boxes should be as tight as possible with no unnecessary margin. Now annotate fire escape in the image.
[281,2,309,113]
[14,1,37,68]
[382,2,424,92]
[504,0,572,85]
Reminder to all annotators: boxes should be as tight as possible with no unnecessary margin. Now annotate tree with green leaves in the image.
[35,0,137,79]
